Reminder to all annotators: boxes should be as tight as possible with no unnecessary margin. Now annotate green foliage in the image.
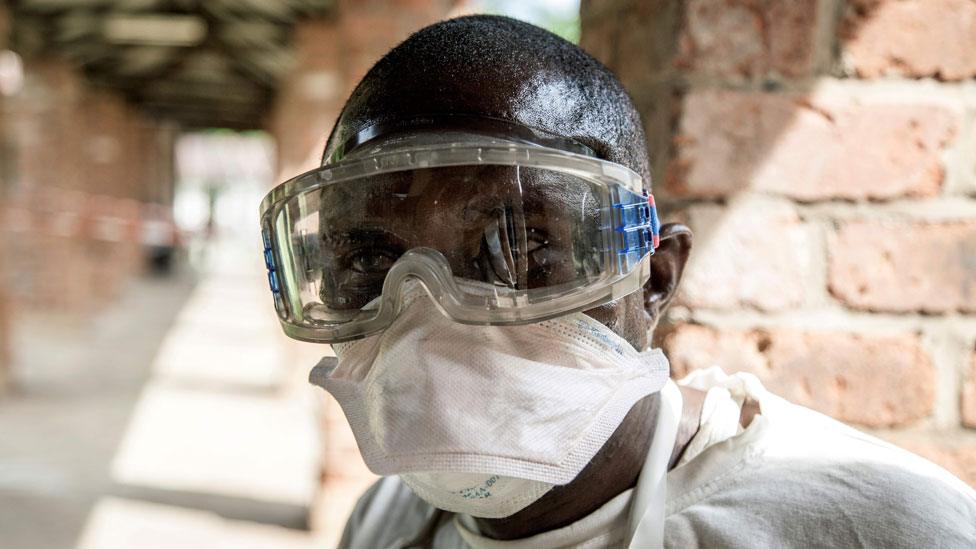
[476,0,581,44]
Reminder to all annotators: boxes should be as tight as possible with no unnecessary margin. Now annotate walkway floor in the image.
[0,235,327,549]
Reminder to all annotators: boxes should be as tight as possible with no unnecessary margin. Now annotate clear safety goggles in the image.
[259,125,661,343]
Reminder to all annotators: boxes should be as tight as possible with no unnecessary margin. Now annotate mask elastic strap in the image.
[627,380,683,548]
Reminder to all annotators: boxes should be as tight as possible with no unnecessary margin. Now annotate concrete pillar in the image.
[1,47,170,314]
[581,0,976,487]
[0,2,10,392]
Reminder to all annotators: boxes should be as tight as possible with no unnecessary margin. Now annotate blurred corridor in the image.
[0,232,323,549]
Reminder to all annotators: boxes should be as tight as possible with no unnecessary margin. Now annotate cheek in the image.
[581,291,649,351]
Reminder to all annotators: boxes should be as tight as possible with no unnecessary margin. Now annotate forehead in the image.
[319,14,651,180]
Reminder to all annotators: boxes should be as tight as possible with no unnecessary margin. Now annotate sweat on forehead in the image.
[321,15,650,183]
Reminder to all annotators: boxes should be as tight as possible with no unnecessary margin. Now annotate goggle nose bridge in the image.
[374,247,463,320]
[376,246,530,324]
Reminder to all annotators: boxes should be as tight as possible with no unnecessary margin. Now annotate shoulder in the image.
[338,476,435,549]
[765,398,976,538]
[670,455,976,548]
[669,375,976,547]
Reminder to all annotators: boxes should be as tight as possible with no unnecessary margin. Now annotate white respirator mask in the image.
[310,281,671,518]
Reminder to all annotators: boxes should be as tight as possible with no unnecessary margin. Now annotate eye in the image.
[349,248,399,275]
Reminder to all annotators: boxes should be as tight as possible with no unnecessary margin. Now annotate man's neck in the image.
[473,386,706,540]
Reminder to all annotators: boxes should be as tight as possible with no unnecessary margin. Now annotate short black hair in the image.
[322,15,650,182]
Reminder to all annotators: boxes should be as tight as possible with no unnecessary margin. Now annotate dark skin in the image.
[315,15,764,540]
[317,152,730,538]
[474,223,703,540]
[471,220,758,539]
[317,186,764,539]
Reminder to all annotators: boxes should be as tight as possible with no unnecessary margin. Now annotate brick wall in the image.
[581,0,976,487]
[0,53,172,319]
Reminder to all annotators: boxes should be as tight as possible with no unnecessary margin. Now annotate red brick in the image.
[766,0,819,76]
[337,0,449,87]
[663,324,767,376]
[582,0,680,93]
[841,0,976,81]
[269,18,344,180]
[964,354,976,428]
[667,90,957,201]
[829,221,976,313]
[271,2,452,180]
[9,59,87,192]
[676,200,813,311]
[677,0,818,78]
[579,3,617,67]
[888,437,976,488]
[664,324,936,427]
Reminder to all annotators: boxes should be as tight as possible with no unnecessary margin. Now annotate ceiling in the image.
[10,0,334,129]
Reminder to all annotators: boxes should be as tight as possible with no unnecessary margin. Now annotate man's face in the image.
[313,159,652,350]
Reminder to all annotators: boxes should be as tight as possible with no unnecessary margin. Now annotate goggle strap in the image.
[331,115,599,164]
[611,188,661,273]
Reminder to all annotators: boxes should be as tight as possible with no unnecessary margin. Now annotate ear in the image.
[643,223,693,329]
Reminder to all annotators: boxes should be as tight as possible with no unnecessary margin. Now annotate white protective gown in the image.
[337,369,976,548]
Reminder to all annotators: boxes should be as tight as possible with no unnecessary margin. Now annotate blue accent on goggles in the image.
[262,227,285,314]
[611,187,661,274]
